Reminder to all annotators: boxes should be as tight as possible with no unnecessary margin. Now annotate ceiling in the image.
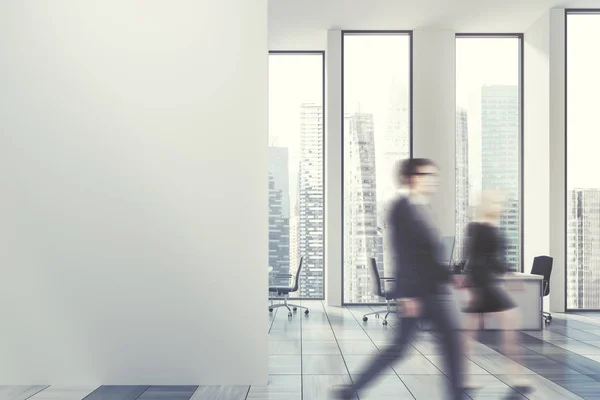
[269,0,600,34]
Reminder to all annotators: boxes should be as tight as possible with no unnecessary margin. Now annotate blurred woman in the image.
[462,190,531,392]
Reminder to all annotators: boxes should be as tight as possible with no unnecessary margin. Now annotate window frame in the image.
[455,33,525,274]
[564,9,600,311]
[268,50,326,300]
[340,30,413,306]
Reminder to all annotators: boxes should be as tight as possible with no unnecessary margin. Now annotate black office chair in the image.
[531,255,553,324]
[268,257,309,317]
[362,258,397,326]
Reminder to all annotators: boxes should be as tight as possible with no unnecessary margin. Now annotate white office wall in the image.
[412,31,457,236]
[524,12,551,272]
[549,8,566,312]
[524,12,552,313]
[0,0,268,385]
[325,31,343,307]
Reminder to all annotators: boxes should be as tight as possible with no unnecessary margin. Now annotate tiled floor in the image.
[6,302,600,399]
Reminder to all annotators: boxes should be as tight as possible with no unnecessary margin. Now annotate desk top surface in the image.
[499,272,542,281]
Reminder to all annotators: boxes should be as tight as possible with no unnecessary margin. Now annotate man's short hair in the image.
[398,158,436,186]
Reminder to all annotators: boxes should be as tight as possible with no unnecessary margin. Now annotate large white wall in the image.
[549,8,567,312]
[524,12,552,310]
[412,31,457,236]
[325,31,343,306]
[0,0,268,385]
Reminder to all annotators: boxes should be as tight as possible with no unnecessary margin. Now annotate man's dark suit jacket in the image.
[387,196,451,299]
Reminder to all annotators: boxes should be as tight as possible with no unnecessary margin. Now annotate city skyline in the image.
[269,39,523,302]
[268,82,521,301]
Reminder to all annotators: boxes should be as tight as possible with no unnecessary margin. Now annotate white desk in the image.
[453,272,544,331]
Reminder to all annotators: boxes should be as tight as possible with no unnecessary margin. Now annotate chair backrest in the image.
[292,257,304,292]
[531,255,553,296]
[368,258,383,297]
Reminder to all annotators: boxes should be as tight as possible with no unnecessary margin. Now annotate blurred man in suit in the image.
[333,158,465,400]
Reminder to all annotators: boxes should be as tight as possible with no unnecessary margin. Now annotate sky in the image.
[567,14,600,190]
[343,34,410,203]
[456,37,520,202]
[269,54,322,203]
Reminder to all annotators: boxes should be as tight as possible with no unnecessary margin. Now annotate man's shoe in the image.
[330,385,356,400]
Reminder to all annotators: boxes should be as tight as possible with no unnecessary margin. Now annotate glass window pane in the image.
[455,37,522,271]
[342,33,411,304]
[268,53,324,299]
[566,13,600,310]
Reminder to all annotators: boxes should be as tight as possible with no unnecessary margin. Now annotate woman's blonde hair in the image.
[474,189,506,222]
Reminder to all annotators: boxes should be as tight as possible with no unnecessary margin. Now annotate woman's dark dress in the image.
[462,222,516,313]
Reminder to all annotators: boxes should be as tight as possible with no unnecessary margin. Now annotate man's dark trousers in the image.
[350,290,464,400]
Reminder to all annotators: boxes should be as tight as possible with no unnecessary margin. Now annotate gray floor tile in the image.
[398,375,452,399]
[410,340,443,355]
[269,340,302,355]
[268,329,301,341]
[365,329,399,342]
[373,341,419,355]
[138,386,198,399]
[425,355,489,375]
[525,330,569,341]
[189,386,249,400]
[343,355,397,376]
[27,386,98,400]
[302,375,355,400]
[496,374,585,399]
[555,342,600,355]
[83,386,149,400]
[541,374,600,399]
[520,342,572,355]
[0,386,49,400]
[301,329,336,341]
[469,354,536,375]
[337,340,379,355]
[331,330,369,341]
[350,374,414,399]
[302,355,348,375]
[392,354,443,375]
[247,375,301,400]
[462,375,525,399]
[301,341,341,355]
[541,352,600,375]
[269,355,302,375]
[518,354,583,375]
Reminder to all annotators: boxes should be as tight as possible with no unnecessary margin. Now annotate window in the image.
[455,35,523,271]
[566,11,600,309]
[268,52,325,299]
[342,32,411,304]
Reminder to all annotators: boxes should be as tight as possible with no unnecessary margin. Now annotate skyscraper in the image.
[298,103,324,298]
[269,146,290,218]
[455,107,470,261]
[567,189,600,309]
[343,112,382,303]
[481,85,520,270]
[268,173,290,276]
[268,146,290,276]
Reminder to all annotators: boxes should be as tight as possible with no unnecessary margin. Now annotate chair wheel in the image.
[293,307,297,312]
[304,309,309,315]
[288,312,292,317]
[269,308,273,312]
[382,320,388,326]
[363,316,368,322]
